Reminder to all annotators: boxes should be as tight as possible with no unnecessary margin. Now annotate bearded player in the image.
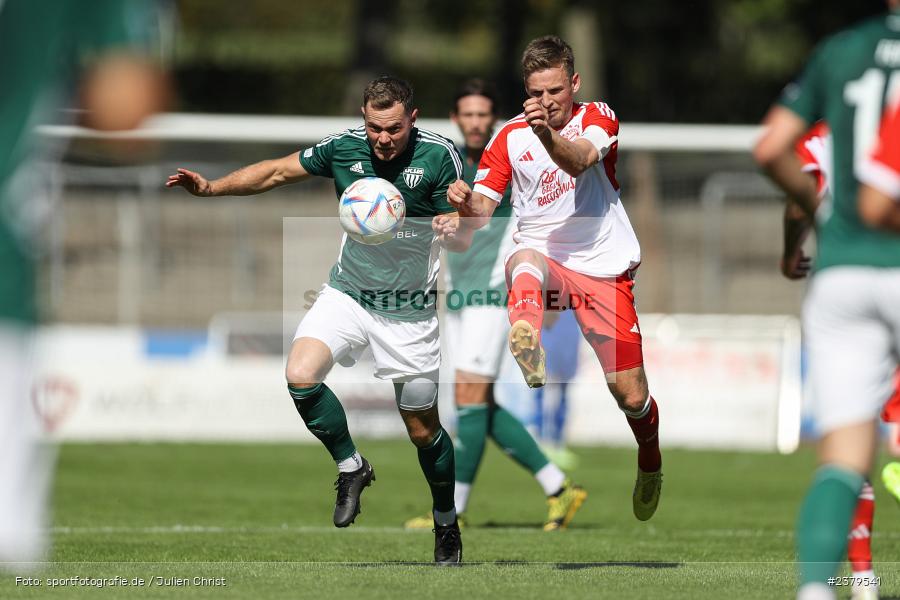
[448,36,662,521]
[168,77,466,564]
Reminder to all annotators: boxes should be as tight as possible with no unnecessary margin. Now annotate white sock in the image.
[510,262,545,285]
[851,569,877,585]
[433,508,457,527]
[796,582,835,600]
[336,451,363,473]
[622,394,652,419]
[454,482,471,514]
[535,462,566,496]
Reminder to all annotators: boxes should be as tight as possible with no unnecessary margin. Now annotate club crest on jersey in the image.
[403,167,424,188]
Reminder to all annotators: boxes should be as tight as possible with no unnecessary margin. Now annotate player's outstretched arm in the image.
[447,179,496,230]
[523,98,600,178]
[859,184,900,233]
[166,151,311,197]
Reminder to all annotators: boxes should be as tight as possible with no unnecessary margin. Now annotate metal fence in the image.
[29,120,804,328]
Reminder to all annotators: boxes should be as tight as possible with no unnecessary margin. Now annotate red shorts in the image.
[881,368,900,423]
[542,257,643,374]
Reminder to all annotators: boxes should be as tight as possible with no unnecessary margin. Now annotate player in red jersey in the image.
[859,99,900,232]
[447,35,662,521]
[785,122,900,600]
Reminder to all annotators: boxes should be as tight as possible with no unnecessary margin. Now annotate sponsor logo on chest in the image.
[403,167,425,188]
[537,167,575,207]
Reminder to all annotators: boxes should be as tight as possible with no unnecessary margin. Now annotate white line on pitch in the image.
[45,525,900,539]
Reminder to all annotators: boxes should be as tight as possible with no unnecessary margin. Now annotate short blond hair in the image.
[521,35,574,79]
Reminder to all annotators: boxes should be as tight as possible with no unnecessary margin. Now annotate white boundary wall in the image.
[38,114,762,151]
[30,314,801,453]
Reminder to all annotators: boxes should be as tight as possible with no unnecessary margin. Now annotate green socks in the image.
[455,405,489,484]
[797,465,865,586]
[489,405,550,474]
[417,428,456,513]
[454,403,550,484]
[288,383,357,462]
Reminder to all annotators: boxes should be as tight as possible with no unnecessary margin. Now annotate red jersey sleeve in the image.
[583,102,619,137]
[859,102,900,200]
[472,122,516,203]
[582,102,620,190]
[794,121,829,196]
[872,102,900,176]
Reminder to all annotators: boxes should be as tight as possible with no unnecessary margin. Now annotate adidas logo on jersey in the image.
[630,323,640,334]
[350,162,364,174]
[518,151,534,162]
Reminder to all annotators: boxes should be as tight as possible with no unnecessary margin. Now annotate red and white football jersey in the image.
[472,101,640,278]
[860,99,900,200]
[795,121,831,197]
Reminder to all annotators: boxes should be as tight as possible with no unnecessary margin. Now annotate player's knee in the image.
[400,409,441,448]
[285,360,324,388]
[407,425,440,448]
[507,249,547,274]
[608,375,649,413]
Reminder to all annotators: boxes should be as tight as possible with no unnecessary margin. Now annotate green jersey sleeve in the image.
[778,41,829,124]
[299,135,338,178]
[430,144,462,214]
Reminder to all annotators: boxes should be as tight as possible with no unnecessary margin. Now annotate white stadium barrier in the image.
[31,313,801,453]
[38,113,763,150]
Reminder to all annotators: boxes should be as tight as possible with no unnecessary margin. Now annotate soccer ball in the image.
[338,177,406,245]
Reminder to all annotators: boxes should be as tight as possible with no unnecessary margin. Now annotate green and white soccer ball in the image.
[338,177,406,245]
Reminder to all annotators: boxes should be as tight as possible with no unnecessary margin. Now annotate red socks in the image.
[847,481,874,573]
[626,397,661,472]
[508,265,544,334]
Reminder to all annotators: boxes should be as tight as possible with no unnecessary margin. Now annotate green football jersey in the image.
[779,9,900,271]
[300,126,461,321]
[0,0,154,324]
[445,153,513,310]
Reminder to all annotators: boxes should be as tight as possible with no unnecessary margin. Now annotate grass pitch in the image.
[2,441,900,599]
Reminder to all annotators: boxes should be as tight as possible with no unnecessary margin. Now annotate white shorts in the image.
[294,285,440,380]
[445,305,509,378]
[803,267,900,434]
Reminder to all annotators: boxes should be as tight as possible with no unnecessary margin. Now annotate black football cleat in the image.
[332,457,375,528]
[433,520,463,565]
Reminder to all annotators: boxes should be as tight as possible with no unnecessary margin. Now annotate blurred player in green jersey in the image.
[755,3,900,598]
[168,77,469,564]
[0,0,167,566]
[404,79,585,532]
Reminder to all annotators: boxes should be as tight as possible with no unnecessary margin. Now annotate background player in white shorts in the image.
[405,79,585,532]
[168,77,470,564]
